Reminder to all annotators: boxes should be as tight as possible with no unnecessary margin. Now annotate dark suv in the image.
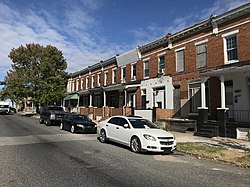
[40,106,66,125]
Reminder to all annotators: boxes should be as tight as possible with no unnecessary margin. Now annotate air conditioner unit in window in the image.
[131,76,136,80]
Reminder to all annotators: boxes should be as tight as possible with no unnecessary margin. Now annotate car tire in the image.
[39,118,44,124]
[60,122,64,130]
[70,125,75,133]
[45,119,51,126]
[130,136,141,153]
[99,129,107,143]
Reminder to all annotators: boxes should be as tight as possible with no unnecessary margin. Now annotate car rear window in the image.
[48,106,64,111]
[128,119,159,129]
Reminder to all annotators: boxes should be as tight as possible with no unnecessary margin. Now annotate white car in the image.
[98,116,176,153]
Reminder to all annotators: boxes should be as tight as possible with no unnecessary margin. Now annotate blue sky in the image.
[0,0,249,87]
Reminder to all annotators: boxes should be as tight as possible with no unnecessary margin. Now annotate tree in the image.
[4,43,68,112]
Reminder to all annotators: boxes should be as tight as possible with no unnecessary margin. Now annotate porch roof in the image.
[104,84,125,91]
[200,60,250,76]
[64,93,79,100]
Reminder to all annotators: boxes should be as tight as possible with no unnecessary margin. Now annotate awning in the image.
[64,94,79,100]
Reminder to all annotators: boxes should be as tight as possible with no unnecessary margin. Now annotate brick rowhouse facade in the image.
[65,4,250,132]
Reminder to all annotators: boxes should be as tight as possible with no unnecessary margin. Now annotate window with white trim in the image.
[121,66,126,81]
[86,77,89,89]
[104,72,108,86]
[158,55,165,72]
[222,30,239,64]
[97,73,101,87]
[176,49,185,72]
[144,60,149,78]
[91,75,95,88]
[131,63,136,80]
[112,69,116,84]
[196,43,207,68]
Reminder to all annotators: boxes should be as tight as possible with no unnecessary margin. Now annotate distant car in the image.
[60,114,97,133]
[0,102,10,114]
[98,116,176,154]
[40,106,66,125]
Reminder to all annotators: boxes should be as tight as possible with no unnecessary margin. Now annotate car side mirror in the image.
[124,124,129,128]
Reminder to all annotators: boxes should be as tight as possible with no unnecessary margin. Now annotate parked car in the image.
[60,114,97,133]
[40,106,66,125]
[98,115,176,154]
[0,101,10,114]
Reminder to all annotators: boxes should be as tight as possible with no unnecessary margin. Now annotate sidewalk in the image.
[172,131,250,153]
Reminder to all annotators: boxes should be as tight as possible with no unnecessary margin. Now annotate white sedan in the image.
[98,116,176,154]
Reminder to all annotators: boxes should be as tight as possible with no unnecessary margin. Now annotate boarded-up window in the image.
[176,50,184,72]
[196,44,207,68]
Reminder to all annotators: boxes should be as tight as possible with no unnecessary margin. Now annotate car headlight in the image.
[76,124,84,128]
[143,134,156,141]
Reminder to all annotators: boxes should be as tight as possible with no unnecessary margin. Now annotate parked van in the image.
[0,101,10,114]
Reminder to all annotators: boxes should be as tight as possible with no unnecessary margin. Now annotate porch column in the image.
[197,76,208,132]
[220,75,226,109]
[124,89,127,106]
[89,93,93,107]
[103,91,106,107]
[217,75,229,137]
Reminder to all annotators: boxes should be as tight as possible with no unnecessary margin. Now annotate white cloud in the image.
[0,0,120,84]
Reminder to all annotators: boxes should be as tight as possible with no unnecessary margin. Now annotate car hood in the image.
[134,128,174,138]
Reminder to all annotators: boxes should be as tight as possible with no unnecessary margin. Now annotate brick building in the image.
[65,4,250,138]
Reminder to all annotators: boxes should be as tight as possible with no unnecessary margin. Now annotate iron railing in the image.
[228,110,250,123]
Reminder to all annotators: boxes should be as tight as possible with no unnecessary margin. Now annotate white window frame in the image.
[104,71,108,86]
[222,30,239,64]
[86,76,89,89]
[158,55,165,73]
[121,66,126,82]
[112,68,116,84]
[144,60,149,78]
[175,47,185,73]
[97,73,101,87]
[131,63,136,81]
[91,75,95,88]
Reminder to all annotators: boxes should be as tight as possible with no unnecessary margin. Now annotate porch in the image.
[197,61,250,139]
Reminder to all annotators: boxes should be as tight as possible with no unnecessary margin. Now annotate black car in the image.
[60,114,97,133]
[40,106,66,125]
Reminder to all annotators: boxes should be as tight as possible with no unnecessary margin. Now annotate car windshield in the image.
[0,105,9,108]
[48,107,64,111]
[128,119,159,129]
[72,115,91,122]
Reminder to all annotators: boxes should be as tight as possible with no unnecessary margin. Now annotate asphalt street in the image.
[0,114,249,187]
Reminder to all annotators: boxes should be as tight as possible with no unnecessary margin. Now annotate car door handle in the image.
[106,125,109,127]
[116,127,119,129]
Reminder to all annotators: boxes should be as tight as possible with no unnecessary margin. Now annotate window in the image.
[80,78,84,90]
[131,63,136,80]
[158,56,165,72]
[144,60,149,78]
[104,72,108,86]
[108,117,119,125]
[122,67,126,81]
[112,69,116,84]
[222,30,239,64]
[97,73,101,86]
[196,43,207,68]
[91,75,95,88]
[76,79,79,91]
[176,49,185,72]
[86,77,89,89]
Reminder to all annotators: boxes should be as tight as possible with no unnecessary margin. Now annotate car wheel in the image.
[39,118,44,124]
[60,122,64,130]
[99,129,107,143]
[70,125,75,133]
[45,119,51,126]
[130,137,141,153]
